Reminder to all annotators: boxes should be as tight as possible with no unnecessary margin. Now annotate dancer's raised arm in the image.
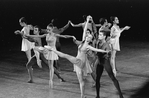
[53,21,70,34]
[72,36,82,46]
[69,20,84,27]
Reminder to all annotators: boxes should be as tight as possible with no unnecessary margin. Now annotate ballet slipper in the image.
[27,80,34,83]
[49,80,53,88]
[60,78,66,82]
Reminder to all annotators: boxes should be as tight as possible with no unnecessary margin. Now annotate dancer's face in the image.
[104,20,108,26]
[98,32,106,40]
[33,27,39,35]
[87,16,92,21]
[47,26,53,31]
[86,34,92,42]
[114,17,119,24]
[19,22,25,27]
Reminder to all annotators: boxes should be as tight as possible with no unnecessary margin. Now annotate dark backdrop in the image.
[0,0,149,51]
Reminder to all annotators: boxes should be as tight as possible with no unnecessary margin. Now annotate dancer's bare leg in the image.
[34,49,42,68]
[52,49,82,68]
[111,50,117,77]
[26,56,36,83]
[48,60,54,88]
[25,49,32,62]
[76,70,86,98]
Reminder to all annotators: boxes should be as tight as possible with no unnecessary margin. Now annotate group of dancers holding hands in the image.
[14,15,130,98]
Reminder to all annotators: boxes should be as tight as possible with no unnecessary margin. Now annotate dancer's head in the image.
[87,15,93,23]
[83,15,92,22]
[33,25,41,35]
[110,16,119,24]
[19,17,27,27]
[99,18,108,26]
[85,29,93,42]
[83,15,87,21]
[98,30,107,41]
[47,23,54,31]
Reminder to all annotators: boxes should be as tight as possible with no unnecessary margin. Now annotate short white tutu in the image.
[43,45,59,60]
[21,38,34,51]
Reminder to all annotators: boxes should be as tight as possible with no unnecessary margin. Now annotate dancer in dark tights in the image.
[95,30,124,98]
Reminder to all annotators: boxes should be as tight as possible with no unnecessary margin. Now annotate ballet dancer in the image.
[95,30,124,98]
[110,16,130,76]
[51,19,70,71]
[70,15,97,73]
[91,18,112,87]
[16,25,65,83]
[14,17,34,67]
[25,23,73,88]
[46,31,108,98]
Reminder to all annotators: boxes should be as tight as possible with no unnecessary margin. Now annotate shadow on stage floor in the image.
[123,79,149,98]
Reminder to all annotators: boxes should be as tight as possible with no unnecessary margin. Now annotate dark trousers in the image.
[95,58,123,98]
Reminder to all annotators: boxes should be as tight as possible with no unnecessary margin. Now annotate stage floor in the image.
[0,41,149,98]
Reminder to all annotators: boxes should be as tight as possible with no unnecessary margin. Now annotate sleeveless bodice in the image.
[112,25,121,38]
[46,33,56,47]
[21,26,30,36]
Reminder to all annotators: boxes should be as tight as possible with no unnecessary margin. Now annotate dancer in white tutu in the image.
[46,31,109,98]
[14,17,34,65]
[25,23,73,88]
[110,16,130,76]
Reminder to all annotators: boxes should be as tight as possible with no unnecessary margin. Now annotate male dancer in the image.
[95,30,124,98]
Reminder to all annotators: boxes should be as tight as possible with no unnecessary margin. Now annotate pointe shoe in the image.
[49,81,53,88]
[60,78,66,82]
[27,80,34,83]
[113,69,117,77]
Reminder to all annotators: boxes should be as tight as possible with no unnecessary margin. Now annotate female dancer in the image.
[70,15,97,73]
[46,31,108,98]
[110,16,130,76]
[16,25,65,83]
[95,30,124,98]
[25,23,73,88]
[51,20,70,71]
[14,17,34,63]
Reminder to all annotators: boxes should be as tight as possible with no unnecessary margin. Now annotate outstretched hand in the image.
[72,36,76,40]
[14,30,20,35]
[69,20,74,26]
[124,26,131,30]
